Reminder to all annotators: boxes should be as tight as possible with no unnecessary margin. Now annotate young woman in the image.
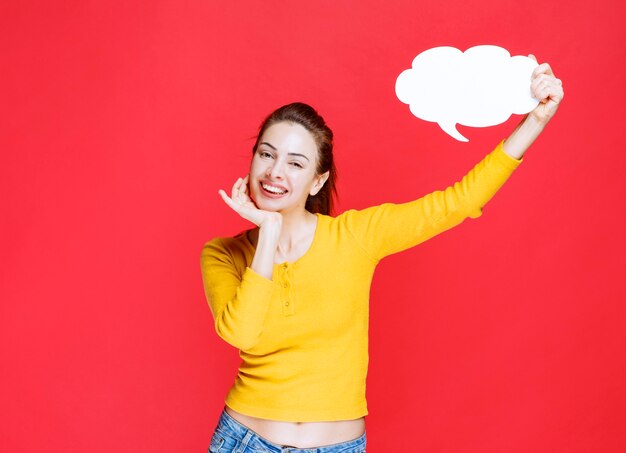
[201,59,563,453]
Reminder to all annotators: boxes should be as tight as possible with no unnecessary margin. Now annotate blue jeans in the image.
[209,407,367,453]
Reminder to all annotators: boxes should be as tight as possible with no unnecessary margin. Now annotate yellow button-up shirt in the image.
[200,141,522,422]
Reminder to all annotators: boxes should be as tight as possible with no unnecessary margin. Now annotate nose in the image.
[267,159,285,180]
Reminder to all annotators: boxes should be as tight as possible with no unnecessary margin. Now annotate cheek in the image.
[248,178,259,199]
[249,162,261,184]
[250,154,265,172]
[249,160,259,175]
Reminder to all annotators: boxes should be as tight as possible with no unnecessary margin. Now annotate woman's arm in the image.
[340,141,521,261]
[198,175,283,351]
[219,174,282,280]
[201,238,278,351]
[341,58,564,261]
[503,58,564,160]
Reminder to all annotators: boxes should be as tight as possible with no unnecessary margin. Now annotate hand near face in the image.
[219,175,283,228]
[527,54,564,125]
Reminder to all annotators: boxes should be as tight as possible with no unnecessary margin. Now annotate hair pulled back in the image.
[252,102,337,215]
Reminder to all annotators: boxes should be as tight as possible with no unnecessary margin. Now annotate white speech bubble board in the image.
[395,45,539,142]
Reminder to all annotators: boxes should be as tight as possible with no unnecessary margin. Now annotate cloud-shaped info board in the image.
[395,45,539,142]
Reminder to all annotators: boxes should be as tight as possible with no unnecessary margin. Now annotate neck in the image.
[278,208,315,248]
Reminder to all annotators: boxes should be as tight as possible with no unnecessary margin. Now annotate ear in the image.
[310,171,330,196]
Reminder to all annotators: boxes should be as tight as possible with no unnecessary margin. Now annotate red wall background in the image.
[2,1,625,452]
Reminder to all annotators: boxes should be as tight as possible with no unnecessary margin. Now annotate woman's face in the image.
[249,121,329,214]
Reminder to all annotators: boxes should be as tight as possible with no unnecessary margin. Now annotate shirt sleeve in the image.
[339,140,523,262]
[200,238,278,350]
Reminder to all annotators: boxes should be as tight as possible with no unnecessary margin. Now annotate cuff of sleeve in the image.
[241,266,278,295]
[493,139,523,170]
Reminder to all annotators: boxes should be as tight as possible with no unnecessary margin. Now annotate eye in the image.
[259,151,273,159]
[290,161,304,168]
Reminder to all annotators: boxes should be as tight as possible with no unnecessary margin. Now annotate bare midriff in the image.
[224,405,366,448]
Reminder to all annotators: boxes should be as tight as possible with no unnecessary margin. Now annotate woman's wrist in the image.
[259,215,282,241]
[252,222,281,280]
[503,115,547,160]
[249,215,282,280]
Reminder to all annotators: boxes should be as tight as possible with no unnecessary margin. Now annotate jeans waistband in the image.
[217,407,366,452]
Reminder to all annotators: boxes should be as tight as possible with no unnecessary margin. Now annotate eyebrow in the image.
[260,142,310,161]
[260,141,277,150]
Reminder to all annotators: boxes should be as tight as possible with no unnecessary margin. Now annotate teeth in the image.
[262,183,286,194]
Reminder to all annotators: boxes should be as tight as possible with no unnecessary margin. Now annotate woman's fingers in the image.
[219,174,272,225]
[240,175,250,198]
[221,175,256,214]
[218,189,230,204]
[233,176,251,204]
[242,175,250,194]
[231,177,242,201]
[233,175,252,205]
[530,70,564,104]
[531,76,548,99]
[526,60,565,124]
[535,78,563,102]
[219,189,241,214]
[219,187,264,225]
[532,62,554,79]
[531,66,555,102]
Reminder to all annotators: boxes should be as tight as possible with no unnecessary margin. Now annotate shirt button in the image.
[284,301,289,306]
[283,283,289,288]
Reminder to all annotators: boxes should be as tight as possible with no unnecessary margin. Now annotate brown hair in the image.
[252,102,337,215]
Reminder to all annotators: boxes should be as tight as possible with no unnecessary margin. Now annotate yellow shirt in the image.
[200,140,523,422]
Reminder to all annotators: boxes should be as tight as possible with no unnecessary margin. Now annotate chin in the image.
[250,192,281,212]
[255,202,281,212]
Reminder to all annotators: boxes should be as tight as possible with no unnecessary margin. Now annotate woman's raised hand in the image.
[501,56,564,159]
[527,55,564,125]
[218,175,282,228]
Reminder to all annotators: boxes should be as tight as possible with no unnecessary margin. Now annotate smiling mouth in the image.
[261,182,288,195]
